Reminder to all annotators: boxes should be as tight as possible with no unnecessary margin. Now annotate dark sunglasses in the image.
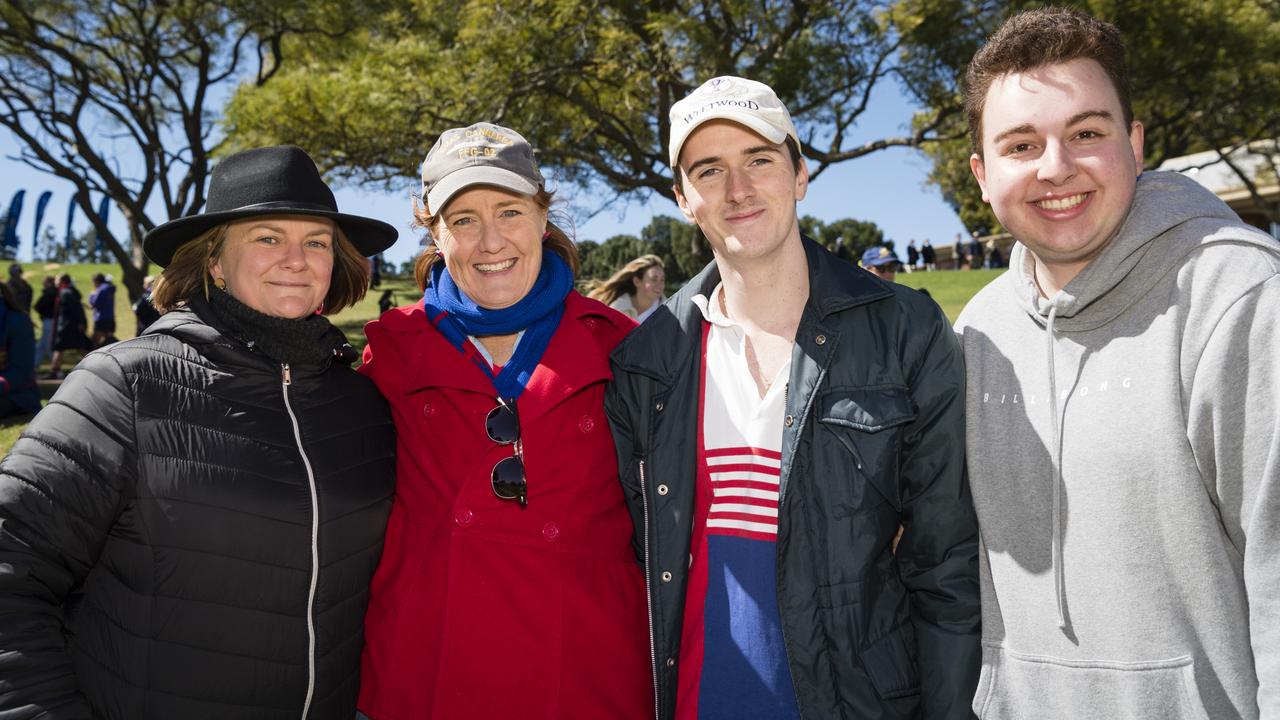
[486,398,527,506]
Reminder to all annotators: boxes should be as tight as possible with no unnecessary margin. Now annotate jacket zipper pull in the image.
[282,363,292,385]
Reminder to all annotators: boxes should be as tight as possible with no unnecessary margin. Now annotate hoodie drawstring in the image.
[1044,305,1070,633]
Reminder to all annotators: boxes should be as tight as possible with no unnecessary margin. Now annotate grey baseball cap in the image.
[420,122,544,214]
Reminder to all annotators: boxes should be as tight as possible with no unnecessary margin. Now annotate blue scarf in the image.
[423,249,573,400]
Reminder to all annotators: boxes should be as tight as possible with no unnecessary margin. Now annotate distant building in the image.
[1157,140,1279,239]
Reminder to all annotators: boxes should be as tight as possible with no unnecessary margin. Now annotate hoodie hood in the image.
[1009,170,1272,332]
[997,169,1279,635]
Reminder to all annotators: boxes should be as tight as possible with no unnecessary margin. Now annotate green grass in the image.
[896,267,1004,322]
[327,275,421,352]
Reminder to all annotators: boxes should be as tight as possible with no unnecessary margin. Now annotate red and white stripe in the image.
[705,447,781,541]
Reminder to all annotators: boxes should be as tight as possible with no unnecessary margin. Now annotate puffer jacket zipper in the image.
[281,362,321,719]
[638,459,660,720]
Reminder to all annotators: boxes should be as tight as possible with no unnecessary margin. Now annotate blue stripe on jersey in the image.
[697,534,800,720]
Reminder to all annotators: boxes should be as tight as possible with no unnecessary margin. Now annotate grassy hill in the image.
[897,267,1002,321]
[0,263,1003,454]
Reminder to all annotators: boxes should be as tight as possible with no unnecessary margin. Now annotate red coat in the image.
[357,291,652,720]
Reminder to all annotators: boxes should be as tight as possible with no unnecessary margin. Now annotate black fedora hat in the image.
[143,145,398,267]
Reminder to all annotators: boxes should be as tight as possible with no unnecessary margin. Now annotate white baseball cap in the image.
[667,76,800,170]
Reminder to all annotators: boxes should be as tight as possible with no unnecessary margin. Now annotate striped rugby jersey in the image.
[676,285,800,720]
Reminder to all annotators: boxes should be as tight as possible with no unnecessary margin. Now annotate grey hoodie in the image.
[955,171,1280,720]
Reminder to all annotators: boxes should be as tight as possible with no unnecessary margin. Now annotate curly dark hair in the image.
[965,6,1132,156]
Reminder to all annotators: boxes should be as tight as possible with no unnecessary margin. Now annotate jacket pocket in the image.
[818,385,915,510]
[973,644,1211,720]
[860,623,920,700]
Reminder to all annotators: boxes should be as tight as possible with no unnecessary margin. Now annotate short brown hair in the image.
[411,188,580,292]
[965,7,1133,156]
[152,219,371,315]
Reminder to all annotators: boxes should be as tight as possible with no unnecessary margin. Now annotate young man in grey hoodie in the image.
[955,8,1279,720]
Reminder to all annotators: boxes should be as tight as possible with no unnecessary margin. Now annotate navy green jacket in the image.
[605,236,981,720]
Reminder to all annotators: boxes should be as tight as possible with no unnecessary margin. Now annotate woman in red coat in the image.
[357,123,652,720]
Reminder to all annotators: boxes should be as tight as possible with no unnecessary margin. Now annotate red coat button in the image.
[584,318,597,331]
[542,522,560,542]
[578,415,595,433]
[422,401,434,417]
[454,508,474,527]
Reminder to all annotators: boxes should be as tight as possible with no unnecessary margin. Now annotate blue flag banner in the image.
[32,190,52,251]
[3,190,26,249]
[65,194,78,249]
[93,196,110,253]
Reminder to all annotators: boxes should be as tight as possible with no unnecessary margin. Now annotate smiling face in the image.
[674,120,808,266]
[434,186,547,309]
[210,216,335,319]
[633,264,665,306]
[971,58,1143,286]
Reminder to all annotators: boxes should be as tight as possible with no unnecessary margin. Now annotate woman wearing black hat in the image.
[0,146,398,720]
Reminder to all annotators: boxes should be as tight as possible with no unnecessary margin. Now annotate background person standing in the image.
[0,282,39,417]
[88,272,116,347]
[47,273,90,379]
[6,264,32,315]
[132,275,160,335]
[922,238,937,270]
[32,276,56,367]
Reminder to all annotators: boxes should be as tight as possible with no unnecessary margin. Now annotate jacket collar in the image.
[387,291,618,423]
[612,234,893,384]
[148,299,357,371]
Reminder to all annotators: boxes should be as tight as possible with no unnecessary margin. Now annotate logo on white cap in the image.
[667,76,799,169]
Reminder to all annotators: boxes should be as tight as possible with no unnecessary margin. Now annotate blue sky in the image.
[0,82,969,266]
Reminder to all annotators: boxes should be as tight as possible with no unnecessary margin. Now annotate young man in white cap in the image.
[955,8,1280,720]
[605,76,981,720]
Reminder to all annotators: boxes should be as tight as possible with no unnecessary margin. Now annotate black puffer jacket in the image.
[0,304,395,719]
[605,237,981,719]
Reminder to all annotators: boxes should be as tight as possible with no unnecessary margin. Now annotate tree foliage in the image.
[576,212,881,286]
[0,0,372,298]
[578,234,648,284]
[223,0,971,213]
[639,215,711,282]
[909,0,1280,232]
[800,214,887,259]
[576,214,709,287]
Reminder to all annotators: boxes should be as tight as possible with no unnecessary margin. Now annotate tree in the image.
[639,215,710,283]
[223,0,970,212]
[911,0,1280,230]
[800,214,886,261]
[578,233,648,282]
[0,1,371,299]
[34,225,63,263]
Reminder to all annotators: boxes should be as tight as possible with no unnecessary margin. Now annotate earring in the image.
[213,277,226,291]
[542,230,551,241]
[315,302,325,315]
